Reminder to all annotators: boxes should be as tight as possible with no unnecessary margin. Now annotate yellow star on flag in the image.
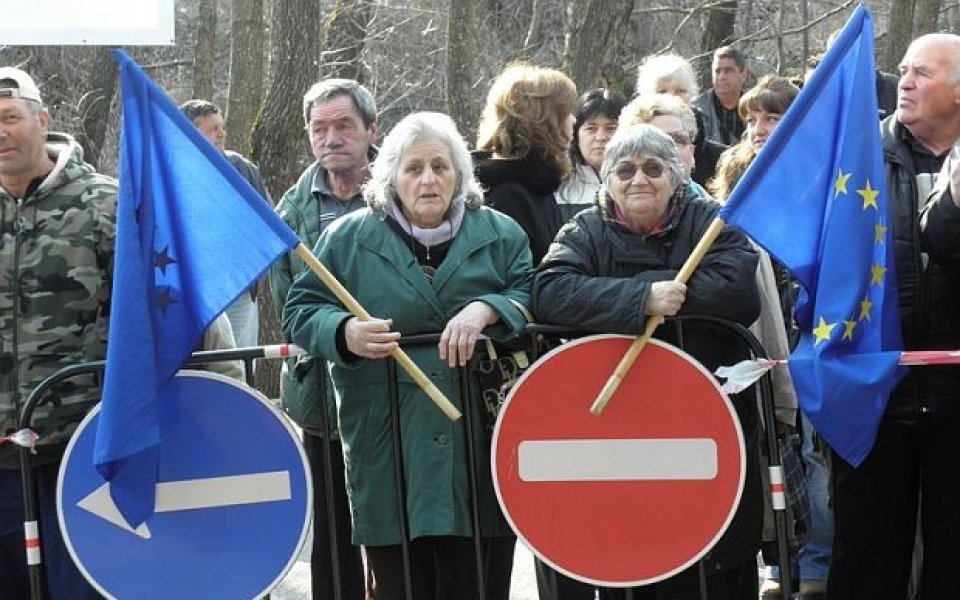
[835,169,851,197]
[843,320,858,341]
[859,296,873,321]
[871,263,887,286]
[813,316,836,345]
[875,221,887,244]
[858,180,879,210]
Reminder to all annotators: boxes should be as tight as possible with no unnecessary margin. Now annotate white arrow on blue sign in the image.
[57,371,312,600]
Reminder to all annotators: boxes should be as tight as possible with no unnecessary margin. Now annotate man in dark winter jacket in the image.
[828,33,960,600]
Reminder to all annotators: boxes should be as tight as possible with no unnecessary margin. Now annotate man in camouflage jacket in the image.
[0,67,116,599]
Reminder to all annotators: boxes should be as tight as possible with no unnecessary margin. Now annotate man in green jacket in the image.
[270,78,378,600]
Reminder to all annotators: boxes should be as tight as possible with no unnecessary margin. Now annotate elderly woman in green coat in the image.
[283,111,532,600]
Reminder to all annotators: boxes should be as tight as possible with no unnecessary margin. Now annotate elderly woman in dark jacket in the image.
[533,124,763,599]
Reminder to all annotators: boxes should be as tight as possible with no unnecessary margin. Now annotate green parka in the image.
[283,204,532,545]
[270,162,364,434]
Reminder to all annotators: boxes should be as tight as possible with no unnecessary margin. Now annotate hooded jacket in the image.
[0,133,116,467]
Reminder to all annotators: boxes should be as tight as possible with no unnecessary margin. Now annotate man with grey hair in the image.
[0,66,115,599]
[269,78,378,600]
[828,33,960,599]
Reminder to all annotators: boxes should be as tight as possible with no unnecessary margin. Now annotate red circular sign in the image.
[492,335,745,587]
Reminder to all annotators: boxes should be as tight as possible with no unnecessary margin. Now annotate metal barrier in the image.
[13,344,299,600]
[15,318,793,600]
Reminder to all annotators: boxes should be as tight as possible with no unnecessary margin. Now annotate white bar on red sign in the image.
[518,438,718,482]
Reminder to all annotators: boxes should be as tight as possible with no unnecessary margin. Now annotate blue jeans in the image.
[798,411,833,583]
[0,463,101,600]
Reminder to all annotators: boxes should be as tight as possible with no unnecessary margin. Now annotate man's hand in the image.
[950,150,960,209]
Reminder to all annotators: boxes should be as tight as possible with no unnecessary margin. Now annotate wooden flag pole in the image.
[295,244,462,421]
[590,217,728,416]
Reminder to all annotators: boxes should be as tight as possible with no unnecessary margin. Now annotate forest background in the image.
[2,0,953,396]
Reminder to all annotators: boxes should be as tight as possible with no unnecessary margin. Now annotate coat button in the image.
[436,434,447,444]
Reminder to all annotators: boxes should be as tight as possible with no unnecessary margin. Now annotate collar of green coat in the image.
[355,207,500,311]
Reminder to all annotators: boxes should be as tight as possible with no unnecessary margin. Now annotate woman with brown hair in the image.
[708,75,800,201]
[709,75,832,600]
[555,88,628,220]
[474,63,578,264]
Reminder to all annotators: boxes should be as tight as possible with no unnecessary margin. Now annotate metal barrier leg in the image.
[458,367,487,600]
[318,369,344,600]
[757,374,793,599]
[19,447,44,600]
[697,560,709,600]
[386,360,414,600]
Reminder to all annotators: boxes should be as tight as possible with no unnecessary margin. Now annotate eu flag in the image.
[718,5,906,466]
[94,50,299,526]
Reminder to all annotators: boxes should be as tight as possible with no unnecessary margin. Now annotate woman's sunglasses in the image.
[613,158,666,182]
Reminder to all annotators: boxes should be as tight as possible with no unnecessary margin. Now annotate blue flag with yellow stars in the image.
[94,50,299,527]
[718,4,905,467]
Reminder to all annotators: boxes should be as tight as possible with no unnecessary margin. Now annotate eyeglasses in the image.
[613,158,666,182]
[665,130,693,147]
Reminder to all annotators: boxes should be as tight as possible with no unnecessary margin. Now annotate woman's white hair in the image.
[635,54,700,99]
[364,112,484,214]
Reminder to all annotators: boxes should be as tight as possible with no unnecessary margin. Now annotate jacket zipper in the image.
[11,203,24,421]
[913,175,930,416]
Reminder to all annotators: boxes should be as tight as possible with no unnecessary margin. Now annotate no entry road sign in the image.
[57,371,311,599]
[493,335,745,587]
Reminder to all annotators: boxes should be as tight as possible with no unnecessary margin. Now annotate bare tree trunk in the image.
[524,0,544,50]
[775,0,786,74]
[699,0,738,87]
[76,48,117,170]
[250,0,320,398]
[801,0,810,65]
[321,0,373,82]
[193,0,217,100]
[564,0,636,94]
[883,0,916,73]
[915,0,942,35]
[226,0,265,156]
[446,0,481,137]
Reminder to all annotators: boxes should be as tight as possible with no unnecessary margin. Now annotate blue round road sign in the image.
[57,371,311,599]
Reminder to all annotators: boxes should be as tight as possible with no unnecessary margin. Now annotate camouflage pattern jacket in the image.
[0,133,117,468]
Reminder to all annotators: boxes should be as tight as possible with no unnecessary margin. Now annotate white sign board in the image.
[1,0,175,45]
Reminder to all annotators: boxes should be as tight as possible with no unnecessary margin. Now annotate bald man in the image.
[828,33,960,599]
